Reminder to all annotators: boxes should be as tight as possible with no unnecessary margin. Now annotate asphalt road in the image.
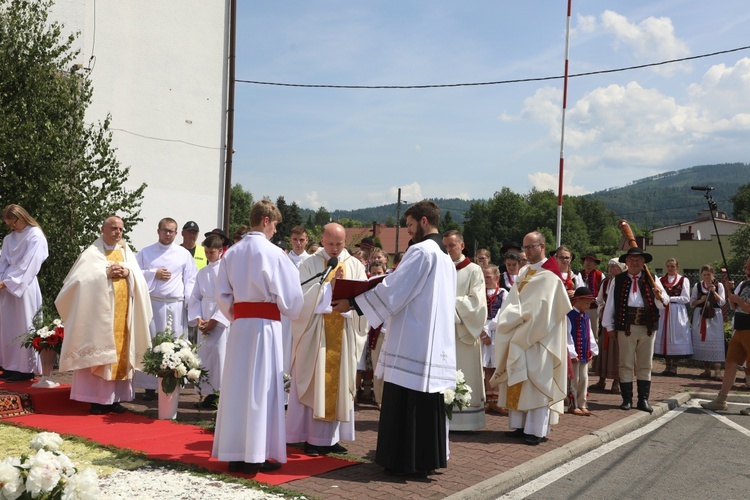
[501,399,750,499]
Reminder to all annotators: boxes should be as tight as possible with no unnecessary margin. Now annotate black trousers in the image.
[375,381,447,473]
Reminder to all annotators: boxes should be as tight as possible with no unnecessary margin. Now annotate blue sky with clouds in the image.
[231,1,750,211]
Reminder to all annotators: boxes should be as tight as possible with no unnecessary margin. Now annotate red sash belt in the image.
[234,302,280,321]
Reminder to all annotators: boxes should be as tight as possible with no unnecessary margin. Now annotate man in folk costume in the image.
[56,216,153,415]
[443,229,487,431]
[288,223,367,456]
[337,200,456,477]
[602,247,667,413]
[134,217,197,399]
[579,253,604,331]
[212,200,304,474]
[490,231,571,446]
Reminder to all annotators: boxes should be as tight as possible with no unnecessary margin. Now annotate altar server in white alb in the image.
[442,229,487,431]
[56,216,153,414]
[287,223,367,457]
[134,217,197,398]
[187,234,229,409]
[337,200,457,477]
[0,204,47,381]
[212,200,303,475]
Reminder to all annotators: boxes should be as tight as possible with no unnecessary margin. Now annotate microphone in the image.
[691,186,714,191]
[320,256,339,284]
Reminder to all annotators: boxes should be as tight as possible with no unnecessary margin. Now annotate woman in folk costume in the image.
[690,264,726,380]
[592,259,625,393]
[0,204,47,381]
[500,252,522,292]
[654,258,692,375]
[552,246,584,299]
[480,264,508,414]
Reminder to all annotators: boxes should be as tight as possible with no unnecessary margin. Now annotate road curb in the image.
[446,391,693,500]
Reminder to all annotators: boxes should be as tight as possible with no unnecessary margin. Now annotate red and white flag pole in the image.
[556,0,572,247]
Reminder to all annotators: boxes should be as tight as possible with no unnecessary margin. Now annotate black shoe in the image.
[196,393,218,409]
[637,399,653,413]
[303,442,321,457]
[504,428,525,438]
[0,370,17,379]
[143,389,157,401]
[524,434,548,446]
[90,403,108,415]
[228,461,245,473]
[327,442,348,454]
[6,372,34,382]
[619,400,633,410]
[258,460,282,473]
[111,402,128,414]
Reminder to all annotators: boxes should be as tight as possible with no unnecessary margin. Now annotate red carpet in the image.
[0,379,357,485]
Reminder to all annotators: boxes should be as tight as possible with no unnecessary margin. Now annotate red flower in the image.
[31,336,43,351]
[47,334,60,345]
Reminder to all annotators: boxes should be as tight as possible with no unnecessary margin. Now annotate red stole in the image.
[455,257,472,271]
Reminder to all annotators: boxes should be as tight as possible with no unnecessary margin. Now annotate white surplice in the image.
[134,242,197,390]
[450,258,487,431]
[212,232,303,464]
[286,248,367,446]
[187,259,229,393]
[0,225,47,373]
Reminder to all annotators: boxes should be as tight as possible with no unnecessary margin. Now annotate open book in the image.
[332,274,386,300]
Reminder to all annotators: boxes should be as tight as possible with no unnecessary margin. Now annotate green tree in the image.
[314,206,331,227]
[228,183,253,235]
[731,183,750,221]
[439,210,461,235]
[0,0,145,311]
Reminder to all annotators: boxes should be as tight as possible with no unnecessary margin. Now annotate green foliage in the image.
[274,195,303,240]
[314,206,331,227]
[728,225,750,275]
[439,210,461,234]
[228,183,253,235]
[0,0,145,311]
[731,182,750,222]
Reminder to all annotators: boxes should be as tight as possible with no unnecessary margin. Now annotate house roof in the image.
[344,225,411,255]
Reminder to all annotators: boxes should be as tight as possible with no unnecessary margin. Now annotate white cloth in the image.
[691,281,726,362]
[211,232,304,464]
[135,242,197,390]
[508,407,551,438]
[356,237,457,393]
[288,250,310,269]
[483,288,509,368]
[450,259,487,431]
[187,260,229,392]
[287,248,367,445]
[56,237,153,406]
[654,274,692,356]
[0,225,47,373]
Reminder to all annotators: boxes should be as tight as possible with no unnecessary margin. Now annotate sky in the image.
[231,1,750,212]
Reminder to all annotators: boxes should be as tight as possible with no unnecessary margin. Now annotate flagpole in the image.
[556,0,572,247]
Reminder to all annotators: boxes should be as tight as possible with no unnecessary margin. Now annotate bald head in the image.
[101,216,124,246]
[322,223,346,257]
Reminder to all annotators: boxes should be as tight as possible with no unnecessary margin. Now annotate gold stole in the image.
[106,249,130,380]
[506,268,537,409]
[322,257,346,421]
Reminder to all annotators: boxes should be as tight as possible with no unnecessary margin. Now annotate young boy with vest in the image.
[567,287,599,416]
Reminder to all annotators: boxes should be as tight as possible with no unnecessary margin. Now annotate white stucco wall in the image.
[48,0,229,250]
[651,219,745,245]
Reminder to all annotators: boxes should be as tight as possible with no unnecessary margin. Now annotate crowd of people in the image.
[1,200,750,479]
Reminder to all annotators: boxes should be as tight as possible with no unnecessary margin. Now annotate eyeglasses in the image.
[522,243,541,251]
[159,229,177,235]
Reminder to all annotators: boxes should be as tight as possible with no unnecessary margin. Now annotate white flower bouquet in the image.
[0,432,100,499]
[141,315,208,395]
[444,369,472,420]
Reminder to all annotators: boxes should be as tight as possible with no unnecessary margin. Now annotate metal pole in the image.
[395,188,402,254]
[222,0,237,232]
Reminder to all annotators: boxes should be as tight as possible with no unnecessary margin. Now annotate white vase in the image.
[157,377,180,420]
[32,349,60,388]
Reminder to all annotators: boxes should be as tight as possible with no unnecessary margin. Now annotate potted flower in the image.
[141,314,208,419]
[444,369,472,420]
[17,312,64,388]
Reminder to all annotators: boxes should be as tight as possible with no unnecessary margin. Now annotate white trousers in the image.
[508,407,551,438]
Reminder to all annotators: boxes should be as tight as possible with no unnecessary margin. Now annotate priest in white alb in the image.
[56,216,152,414]
[212,200,303,475]
[443,229,487,431]
[287,223,367,456]
[490,231,571,446]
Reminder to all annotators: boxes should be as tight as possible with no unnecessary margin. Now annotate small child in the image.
[481,265,508,414]
[567,287,599,416]
[187,234,230,408]
[357,261,387,405]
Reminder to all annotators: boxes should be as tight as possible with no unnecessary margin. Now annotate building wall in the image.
[651,219,742,245]
[49,0,229,250]
[649,238,731,275]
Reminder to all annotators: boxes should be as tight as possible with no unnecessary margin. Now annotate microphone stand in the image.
[301,271,325,286]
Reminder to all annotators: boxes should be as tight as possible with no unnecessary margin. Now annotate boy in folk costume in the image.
[481,264,508,414]
[566,287,599,416]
